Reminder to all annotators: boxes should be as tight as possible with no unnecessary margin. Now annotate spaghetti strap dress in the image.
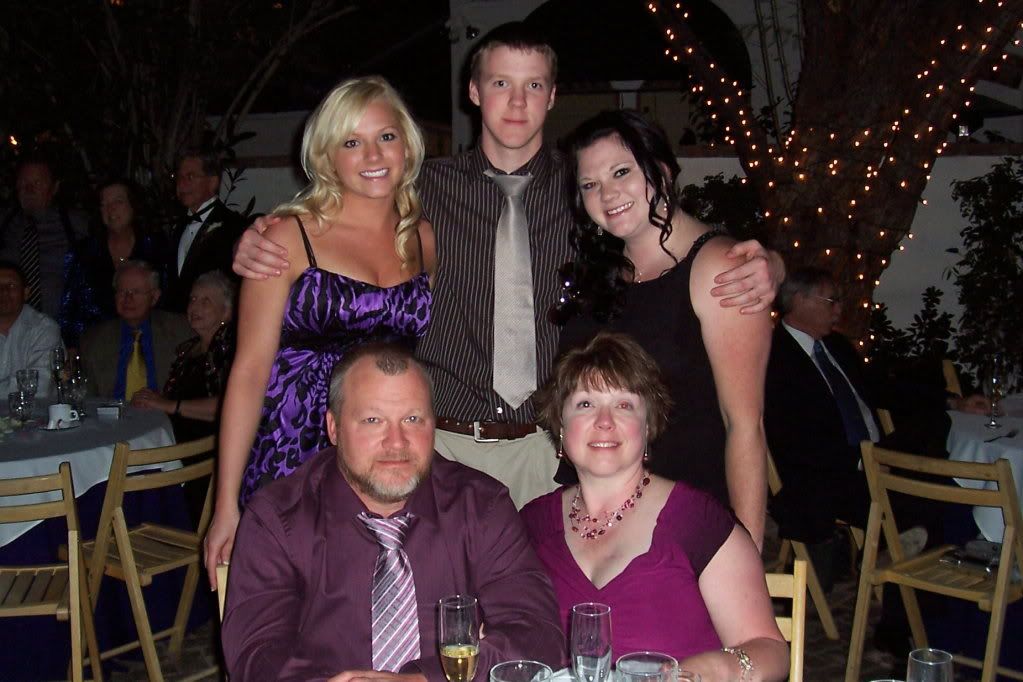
[240,217,432,504]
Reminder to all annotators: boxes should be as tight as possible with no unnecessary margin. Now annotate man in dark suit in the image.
[764,267,880,545]
[81,260,192,400]
[163,149,246,312]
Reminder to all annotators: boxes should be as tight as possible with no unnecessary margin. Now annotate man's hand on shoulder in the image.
[329,671,428,682]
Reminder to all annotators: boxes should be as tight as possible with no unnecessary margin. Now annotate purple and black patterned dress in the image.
[239,218,431,504]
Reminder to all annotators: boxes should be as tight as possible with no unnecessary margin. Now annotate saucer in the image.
[39,420,82,432]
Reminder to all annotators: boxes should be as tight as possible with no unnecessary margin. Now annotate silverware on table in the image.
[984,427,1019,443]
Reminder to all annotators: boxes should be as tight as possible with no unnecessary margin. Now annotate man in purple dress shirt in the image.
[222,342,564,682]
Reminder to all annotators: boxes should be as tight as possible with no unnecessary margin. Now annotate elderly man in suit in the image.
[764,267,880,547]
[81,260,191,400]
[163,149,246,312]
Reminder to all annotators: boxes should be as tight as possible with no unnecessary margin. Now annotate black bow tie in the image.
[185,204,214,224]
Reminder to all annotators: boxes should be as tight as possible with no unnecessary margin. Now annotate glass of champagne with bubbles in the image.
[439,595,480,682]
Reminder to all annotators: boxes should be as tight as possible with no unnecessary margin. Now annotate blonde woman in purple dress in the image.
[204,77,434,590]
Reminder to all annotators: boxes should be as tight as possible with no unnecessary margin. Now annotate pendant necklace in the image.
[568,471,651,540]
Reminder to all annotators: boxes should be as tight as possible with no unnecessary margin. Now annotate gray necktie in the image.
[485,170,536,409]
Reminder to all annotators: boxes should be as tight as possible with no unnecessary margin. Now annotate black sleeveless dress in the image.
[556,231,729,506]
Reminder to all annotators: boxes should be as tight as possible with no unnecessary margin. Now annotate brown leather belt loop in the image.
[435,417,537,443]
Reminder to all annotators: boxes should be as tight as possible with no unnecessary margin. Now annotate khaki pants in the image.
[434,428,559,509]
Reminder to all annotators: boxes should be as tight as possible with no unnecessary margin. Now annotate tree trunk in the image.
[648,0,1023,338]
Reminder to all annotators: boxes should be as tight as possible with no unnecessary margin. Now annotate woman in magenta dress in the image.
[204,76,434,589]
[521,332,787,679]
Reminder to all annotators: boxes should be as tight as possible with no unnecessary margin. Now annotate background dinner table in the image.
[0,400,211,680]
[946,393,1023,543]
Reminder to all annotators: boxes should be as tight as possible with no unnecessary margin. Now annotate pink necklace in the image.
[568,472,651,540]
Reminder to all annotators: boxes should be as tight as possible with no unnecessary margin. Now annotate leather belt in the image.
[435,417,537,443]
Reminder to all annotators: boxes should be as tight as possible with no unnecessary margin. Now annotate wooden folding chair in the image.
[845,442,1023,682]
[82,435,215,682]
[216,563,229,621]
[942,358,963,397]
[766,559,807,682]
[876,408,895,437]
[765,453,841,640]
[0,462,103,682]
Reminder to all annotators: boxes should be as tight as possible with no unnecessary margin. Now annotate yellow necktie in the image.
[124,329,148,399]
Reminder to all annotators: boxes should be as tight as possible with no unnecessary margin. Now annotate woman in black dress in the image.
[553,110,774,548]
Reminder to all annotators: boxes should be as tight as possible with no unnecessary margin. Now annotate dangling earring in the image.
[557,431,565,459]
[596,225,603,236]
[642,448,650,464]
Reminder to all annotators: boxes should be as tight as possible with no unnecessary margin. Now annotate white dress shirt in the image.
[0,305,62,397]
[782,322,880,443]
[176,196,217,275]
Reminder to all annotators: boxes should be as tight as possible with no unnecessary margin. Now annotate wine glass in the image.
[906,647,953,682]
[489,661,552,682]
[571,602,612,682]
[615,652,679,682]
[66,375,88,416]
[983,354,1005,429]
[438,595,479,682]
[16,369,39,402]
[8,391,30,429]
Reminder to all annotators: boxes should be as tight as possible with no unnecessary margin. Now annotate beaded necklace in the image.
[568,472,651,540]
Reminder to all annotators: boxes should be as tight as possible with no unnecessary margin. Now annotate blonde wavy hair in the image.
[275,76,426,268]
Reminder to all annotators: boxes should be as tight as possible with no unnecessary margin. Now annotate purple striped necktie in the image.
[358,512,421,672]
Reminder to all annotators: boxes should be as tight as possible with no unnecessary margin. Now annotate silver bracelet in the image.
[721,647,753,681]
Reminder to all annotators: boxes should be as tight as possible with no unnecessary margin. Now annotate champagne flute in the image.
[983,354,1005,429]
[438,595,480,682]
[906,647,953,682]
[50,346,67,402]
[571,602,612,682]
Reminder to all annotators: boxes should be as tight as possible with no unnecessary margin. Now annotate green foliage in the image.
[949,156,1023,390]
[679,173,765,241]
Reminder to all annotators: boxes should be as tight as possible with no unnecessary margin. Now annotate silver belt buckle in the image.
[472,421,499,443]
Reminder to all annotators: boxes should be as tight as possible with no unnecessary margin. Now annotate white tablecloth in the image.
[947,409,1023,542]
[0,406,175,546]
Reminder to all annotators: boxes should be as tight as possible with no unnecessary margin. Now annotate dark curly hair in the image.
[551,110,682,325]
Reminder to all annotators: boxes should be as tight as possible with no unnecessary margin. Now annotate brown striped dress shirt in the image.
[418,145,575,424]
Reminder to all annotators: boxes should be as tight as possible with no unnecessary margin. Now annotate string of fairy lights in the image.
[646,0,1023,354]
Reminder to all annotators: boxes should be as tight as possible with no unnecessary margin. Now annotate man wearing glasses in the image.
[80,259,191,400]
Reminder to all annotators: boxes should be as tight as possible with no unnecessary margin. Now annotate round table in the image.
[0,402,175,547]
[946,404,1023,542]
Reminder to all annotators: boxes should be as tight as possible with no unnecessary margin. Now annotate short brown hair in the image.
[468,22,558,85]
[536,331,672,440]
[328,341,433,414]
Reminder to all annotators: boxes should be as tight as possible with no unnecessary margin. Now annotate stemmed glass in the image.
[571,603,612,682]
[906,647,953,682]
[50,346,67,402]
[8,391,30,429]
[616,652,680,682]
[983,354,1005,429]
[16,369,39,404]
[438,595,480,682]
[489,661,552,682]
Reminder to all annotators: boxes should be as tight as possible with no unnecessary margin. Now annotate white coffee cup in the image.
[47,403,80,429]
